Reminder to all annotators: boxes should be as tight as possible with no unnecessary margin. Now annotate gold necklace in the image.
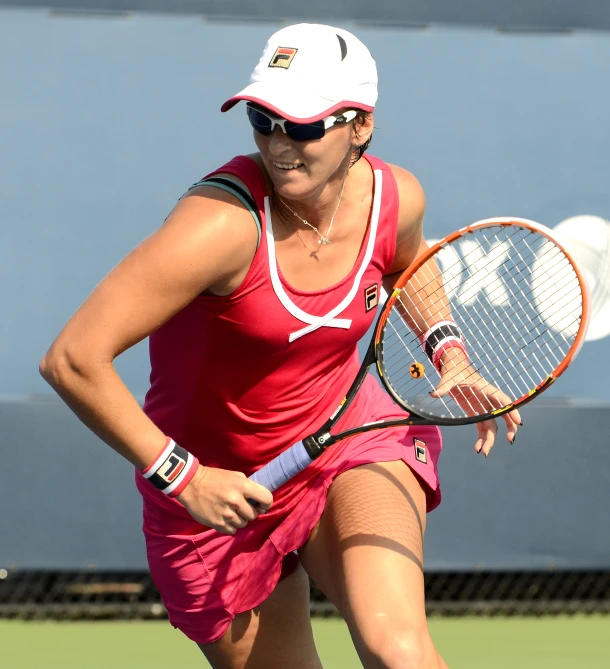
[291,225,322,260]
[276,181,345,246]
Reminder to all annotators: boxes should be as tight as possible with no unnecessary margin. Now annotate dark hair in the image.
[350,111,373,167]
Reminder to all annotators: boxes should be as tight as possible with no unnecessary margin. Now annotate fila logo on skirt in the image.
[414,438,427,464]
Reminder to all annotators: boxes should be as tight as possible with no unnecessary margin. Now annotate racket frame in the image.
[300,217,590,460]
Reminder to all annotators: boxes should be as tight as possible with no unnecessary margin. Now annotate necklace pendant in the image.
[319,237,330,245]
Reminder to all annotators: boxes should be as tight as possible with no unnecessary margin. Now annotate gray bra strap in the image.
[186,176,262,250]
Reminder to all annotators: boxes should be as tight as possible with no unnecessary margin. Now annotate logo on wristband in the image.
[142,438,200,497]
[157,453,187,483]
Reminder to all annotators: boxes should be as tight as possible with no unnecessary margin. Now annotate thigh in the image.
[299,460,437,666]
[198,562,323,669]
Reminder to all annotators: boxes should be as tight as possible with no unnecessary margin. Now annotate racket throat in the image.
[303,433,333,458]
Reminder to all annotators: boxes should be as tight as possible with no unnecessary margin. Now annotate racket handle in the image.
[249,440,313,492]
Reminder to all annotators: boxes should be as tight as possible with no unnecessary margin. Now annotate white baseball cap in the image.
[221,23,378,123]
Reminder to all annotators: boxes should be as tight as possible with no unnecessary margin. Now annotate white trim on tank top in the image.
[265,169,383,342]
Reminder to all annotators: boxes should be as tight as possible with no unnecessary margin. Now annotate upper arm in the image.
[46,188,259,364]
[385,164,428,276]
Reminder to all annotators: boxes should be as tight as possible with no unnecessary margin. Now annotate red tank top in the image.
[142,154,399,475]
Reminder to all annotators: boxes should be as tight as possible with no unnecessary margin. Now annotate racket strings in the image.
[452,243,577,390]
[446,246,575,384]
[412,230,579,357]
[379,224,584,420]
[460,229,580,347]
[384,317,458,414]
[504,235,582,336]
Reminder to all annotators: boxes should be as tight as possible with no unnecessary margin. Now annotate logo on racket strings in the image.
[410,362,425,378]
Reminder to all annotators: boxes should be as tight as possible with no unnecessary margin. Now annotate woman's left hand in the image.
[429,349,521,457]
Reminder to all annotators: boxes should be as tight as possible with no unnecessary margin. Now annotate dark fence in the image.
[2,569,609,619]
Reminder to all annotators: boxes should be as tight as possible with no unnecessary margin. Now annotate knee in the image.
[359,625,436,669]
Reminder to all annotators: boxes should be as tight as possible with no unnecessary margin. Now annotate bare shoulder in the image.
[161,181,260,292]
[43,173,261,364]
[384,163,427,273]
[183,152,265,207]
[173,154,264,293]
[184,172,251,200]
[386,163,426,219]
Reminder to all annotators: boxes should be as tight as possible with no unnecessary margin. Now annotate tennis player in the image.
[40,23,519,669]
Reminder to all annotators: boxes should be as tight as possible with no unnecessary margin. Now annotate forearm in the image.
[384,249,467,374]
[40,350,166,470]
[39,349,270,525]
[384,256,453,338]
[401,257,454,336]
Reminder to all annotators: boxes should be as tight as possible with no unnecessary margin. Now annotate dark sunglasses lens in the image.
[247,108,273,135]
[285,121,325,142]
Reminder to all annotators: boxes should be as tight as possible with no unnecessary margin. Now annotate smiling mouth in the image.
[273,162,304,171]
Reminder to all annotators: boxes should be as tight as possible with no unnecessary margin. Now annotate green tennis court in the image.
[2,616,608,668]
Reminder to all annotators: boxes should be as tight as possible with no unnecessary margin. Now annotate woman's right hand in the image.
[176,466,273,535]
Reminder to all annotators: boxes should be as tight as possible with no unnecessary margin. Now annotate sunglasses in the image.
[246,104,358,142]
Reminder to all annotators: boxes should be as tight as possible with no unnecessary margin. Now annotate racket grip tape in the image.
[249,440,314,492]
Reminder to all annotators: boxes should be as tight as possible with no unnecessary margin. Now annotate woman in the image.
[40,23,519,669]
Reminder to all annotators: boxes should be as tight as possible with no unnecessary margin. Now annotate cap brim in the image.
[221,82,374,123]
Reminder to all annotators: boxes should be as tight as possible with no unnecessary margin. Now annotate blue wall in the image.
[2,9,609,400]
[3,397,610,570]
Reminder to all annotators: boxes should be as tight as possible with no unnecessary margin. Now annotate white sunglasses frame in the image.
[246,104,359,137]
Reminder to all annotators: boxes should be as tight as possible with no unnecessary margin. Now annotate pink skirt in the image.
[136,376,442,644]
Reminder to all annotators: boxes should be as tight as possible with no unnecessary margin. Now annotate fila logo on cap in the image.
[364,284,378,312]
[269,47,298,69]
[414,438,427,464]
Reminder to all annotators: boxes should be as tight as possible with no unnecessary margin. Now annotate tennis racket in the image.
[250,217,590,493]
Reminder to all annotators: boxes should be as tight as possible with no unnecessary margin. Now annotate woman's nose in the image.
[267,125,292,154]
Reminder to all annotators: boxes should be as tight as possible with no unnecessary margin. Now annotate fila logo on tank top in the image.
[266,170,384,342]
[364,284,379,312]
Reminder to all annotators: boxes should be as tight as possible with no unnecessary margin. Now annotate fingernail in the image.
[519,422,523,427]
[511,436,516,445]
